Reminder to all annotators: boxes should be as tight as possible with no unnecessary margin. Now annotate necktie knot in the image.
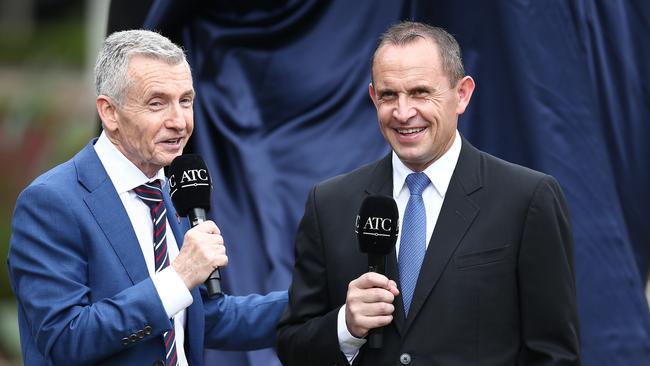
[406,172,430,196]
[133,181,163,208]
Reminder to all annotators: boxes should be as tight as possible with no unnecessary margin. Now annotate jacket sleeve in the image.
[201,289,288,350]
[518,175,581,365]
[276,186,352,366]
[7,183,172,365]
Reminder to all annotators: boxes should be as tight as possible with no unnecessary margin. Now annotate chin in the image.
[395,148,424,162]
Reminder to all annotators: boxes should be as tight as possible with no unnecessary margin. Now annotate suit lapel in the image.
[76,140,150,285]
[403,137,482,332]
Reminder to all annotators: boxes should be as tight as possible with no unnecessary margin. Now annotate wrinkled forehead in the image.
[126,54,191,76]
[125,55,193,90]
[372,40,444,81]
[374,38,441,69]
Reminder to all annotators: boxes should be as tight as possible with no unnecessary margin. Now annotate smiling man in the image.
[8,30,286,365]
[277,21,580,365]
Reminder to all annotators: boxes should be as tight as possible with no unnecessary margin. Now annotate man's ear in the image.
[368,82,379,108]
[96,95,118,132]
[455,76,476,115]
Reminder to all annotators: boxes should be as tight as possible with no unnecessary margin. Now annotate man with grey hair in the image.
[8,29,287,365]
[277,21,580,365]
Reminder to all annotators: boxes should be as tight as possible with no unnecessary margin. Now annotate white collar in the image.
[392,130,462,199]
[94,131,166,194]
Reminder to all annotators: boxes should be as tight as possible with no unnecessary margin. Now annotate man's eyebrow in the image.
[144,89,195,99]
[410,85,431,92]
[376,86,395,94]
[144,91,167,100]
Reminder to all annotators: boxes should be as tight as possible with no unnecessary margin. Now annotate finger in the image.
[197,220,220,234]
[214,243,226,255]
[359,301,395,317]
[388,280,400,296]
[355,314,394,330]
[346,306,393,338]
[360,287,396,304]
[353,272,391,290]
[212,253,228,268]
[347,288,395,314]
[194,231,224,248]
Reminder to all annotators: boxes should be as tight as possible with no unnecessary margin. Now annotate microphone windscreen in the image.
[168,154,211,217]
[356,195,399,255]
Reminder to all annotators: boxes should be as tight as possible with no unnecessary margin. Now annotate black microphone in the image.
[355,195,399,349]
[168,154,222,297]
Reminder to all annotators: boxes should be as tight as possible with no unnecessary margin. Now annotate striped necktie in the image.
[133,181,178,366]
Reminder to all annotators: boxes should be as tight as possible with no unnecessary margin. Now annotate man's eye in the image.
[380,92,396,100]
[180,98,193,106]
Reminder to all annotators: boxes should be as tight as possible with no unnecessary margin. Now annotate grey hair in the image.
[94,30,187,105]
[371,21,465,87]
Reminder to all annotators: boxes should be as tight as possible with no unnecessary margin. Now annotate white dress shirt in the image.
[94,132,193,366]
[337,130,463,362]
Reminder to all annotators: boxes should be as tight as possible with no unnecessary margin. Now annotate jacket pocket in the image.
[454,245,513,269]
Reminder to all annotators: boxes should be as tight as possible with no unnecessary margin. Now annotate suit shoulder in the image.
[24,158,76,190]
[17,152,84,207]
[314,158,384,198]
[469,148,567,208]
[480,150,555,187]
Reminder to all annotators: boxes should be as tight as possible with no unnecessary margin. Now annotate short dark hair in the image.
[371,21,465,86]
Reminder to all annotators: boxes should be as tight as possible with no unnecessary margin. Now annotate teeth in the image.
[397,127,424,134]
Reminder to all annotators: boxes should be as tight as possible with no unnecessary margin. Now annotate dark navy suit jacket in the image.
[277,137,579,365]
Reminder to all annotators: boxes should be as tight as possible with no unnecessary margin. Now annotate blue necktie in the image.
[399,172,430,317]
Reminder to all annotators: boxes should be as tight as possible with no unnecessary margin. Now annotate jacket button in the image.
[144,325,152,335]
[399,353,412,365]
[129,333,138,343]
[137,330,145,339]
[121,337,129,346]
[152,360,164,366]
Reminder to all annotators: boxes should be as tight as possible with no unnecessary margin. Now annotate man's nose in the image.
[392,94,416,122]
[165,103,187,130]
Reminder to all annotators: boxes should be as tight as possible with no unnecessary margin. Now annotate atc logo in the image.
[355,215,393,237]
[169,169,210,197]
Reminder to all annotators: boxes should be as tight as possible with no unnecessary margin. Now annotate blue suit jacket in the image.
[7,140,287,365]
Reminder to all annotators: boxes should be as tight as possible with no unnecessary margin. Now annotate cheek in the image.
[377,107,393,125]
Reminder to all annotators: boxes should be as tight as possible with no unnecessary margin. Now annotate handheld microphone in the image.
[168,154,222,297]
[355,195,399,348]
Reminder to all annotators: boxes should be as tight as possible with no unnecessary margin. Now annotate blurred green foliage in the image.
[0,0,85,68]
[0,18,86,68]
[0,1,94,362]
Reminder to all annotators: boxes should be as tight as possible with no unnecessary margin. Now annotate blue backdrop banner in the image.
[145,1,650,365]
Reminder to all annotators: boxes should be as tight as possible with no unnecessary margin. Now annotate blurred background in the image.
[0,0,106,363]
[1,1,649,365]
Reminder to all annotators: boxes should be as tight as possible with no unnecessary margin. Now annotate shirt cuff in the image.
[337,304,366,363]
[152,266,193,318]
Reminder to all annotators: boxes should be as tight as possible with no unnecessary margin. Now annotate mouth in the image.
[396,127,426,136]
[161,137,182,145]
